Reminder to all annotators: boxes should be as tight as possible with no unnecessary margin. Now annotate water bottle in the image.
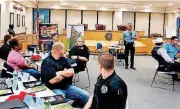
[12,71,18,90]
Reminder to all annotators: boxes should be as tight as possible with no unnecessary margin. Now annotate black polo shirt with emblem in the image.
[91,71,128,109]
[41,54,72,90]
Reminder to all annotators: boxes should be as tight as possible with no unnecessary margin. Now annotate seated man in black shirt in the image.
[84,52,128,109]
[69,37,90,73]
[41,42,89,108]
[0,35,12,60]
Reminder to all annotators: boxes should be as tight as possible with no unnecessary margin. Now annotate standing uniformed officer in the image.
[123,23,138,70]
[84,52,128,109]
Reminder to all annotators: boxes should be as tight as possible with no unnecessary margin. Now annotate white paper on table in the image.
[12,78,18,90]
[24,95,36,108]
[6,78,12,88]
[22,73,30,82]
[35,97,44,109]
[18,72,23,79]
[0,60,4,70]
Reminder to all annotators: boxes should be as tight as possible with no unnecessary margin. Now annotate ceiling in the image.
[13,0,180,13]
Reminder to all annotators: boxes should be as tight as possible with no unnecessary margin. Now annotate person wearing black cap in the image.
[84,52,128,109]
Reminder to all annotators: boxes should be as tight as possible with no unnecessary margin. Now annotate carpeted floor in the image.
[75,55,180,109]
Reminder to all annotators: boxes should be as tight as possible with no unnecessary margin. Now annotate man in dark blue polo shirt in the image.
[123,23,138,70]
[84,53,128,109]
[41,42,89,108]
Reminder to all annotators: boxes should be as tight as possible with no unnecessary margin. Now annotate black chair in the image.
[93,43,107,60]
[151,58,176,91]
[73,62,90,89]
[27,45,37,53]
[1,62,14,78]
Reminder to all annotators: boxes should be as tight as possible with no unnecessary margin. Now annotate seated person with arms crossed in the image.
[7,38,40,80]
[163,36,180,60]
[41,42,89,108]
[152,38,180,74]
[46,33,59,53]
[84,52,128,109]
[69,37,90,73]
[0,34,12,60]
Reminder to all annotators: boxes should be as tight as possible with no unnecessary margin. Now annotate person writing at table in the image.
[41,42,89,108]
[163,36,180,60]
[123,23,138,70]
[7,38,40,80]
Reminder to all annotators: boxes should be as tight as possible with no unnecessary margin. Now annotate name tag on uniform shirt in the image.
[80,46,84,50]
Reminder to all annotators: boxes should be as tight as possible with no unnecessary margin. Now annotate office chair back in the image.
[96,43,103,49]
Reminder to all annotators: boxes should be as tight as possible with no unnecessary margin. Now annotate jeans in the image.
[125,43,135,67]
[22,69,41,80]
[53,85,89,108]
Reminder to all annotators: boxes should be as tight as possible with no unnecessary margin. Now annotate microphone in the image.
[130,32,132,36]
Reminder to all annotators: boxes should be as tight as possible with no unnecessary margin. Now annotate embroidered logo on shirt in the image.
[101,85,108,94]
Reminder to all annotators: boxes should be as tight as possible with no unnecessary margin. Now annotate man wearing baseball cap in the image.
[151,37,180,73]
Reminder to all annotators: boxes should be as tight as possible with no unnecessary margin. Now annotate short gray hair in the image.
[52,42,64,50]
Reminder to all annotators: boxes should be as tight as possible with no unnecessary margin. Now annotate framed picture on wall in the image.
[17,14,20,27]
[10,12,14,25]
[22,15,25,26]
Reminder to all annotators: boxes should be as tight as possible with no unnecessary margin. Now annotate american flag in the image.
[34,14,40,34]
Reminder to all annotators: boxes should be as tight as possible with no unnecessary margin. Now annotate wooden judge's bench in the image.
[13,29,169,55]
[60,29,152,54]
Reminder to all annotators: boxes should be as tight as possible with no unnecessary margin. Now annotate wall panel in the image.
[98,11,113,30]
[67,10,81,25]
[51,10,65,34]
[150,13,164,35]
[83,11,97,30]
[136,12,149,36]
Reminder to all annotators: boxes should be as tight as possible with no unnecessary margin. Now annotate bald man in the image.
[41,42,89,108]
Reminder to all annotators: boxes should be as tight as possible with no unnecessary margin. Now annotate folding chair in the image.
[151,58,176,91]
[73,63,90,89]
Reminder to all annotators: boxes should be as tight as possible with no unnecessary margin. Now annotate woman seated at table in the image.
[69,37,90,73]
[7,38,40,80]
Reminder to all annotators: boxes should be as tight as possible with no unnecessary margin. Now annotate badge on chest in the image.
[101,85,108,94]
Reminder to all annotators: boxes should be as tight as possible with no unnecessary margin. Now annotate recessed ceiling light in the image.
[169,3,173,6]
[144,5,150,8]
[150,4,153,6]
[100,7,108,11]
[79,6,86,10]
[144,8,151,12]
[52,5,60,9]
[61,0,63,2]
[119,8,126,11]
